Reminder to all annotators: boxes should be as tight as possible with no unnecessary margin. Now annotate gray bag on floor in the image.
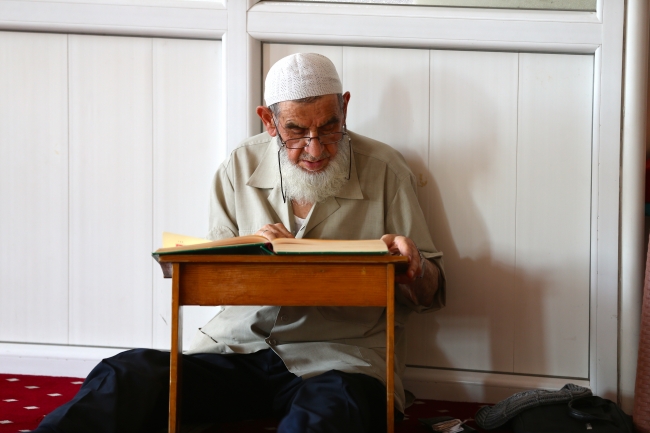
[511,396,634,433]
[474,383,592,430]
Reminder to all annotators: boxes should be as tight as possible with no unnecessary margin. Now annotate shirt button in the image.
[280,315,287,322]
[267,338,277,346]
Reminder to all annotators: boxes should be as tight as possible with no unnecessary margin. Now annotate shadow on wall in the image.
[388,78,551,401]
[349,71,575,397]
[412,173,547,379]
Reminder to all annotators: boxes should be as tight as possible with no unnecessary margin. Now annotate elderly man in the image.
[34,53,445,433]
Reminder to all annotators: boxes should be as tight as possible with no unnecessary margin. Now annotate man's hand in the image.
[381,234,439,308]
[381,234,421,284]
[256,223,294,241]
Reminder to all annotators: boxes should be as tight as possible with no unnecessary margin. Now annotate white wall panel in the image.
[408,50,519,372]
[68,35,153,348]
[0,32,69,344]
[514,53,593,378]
[342,46,430,205]
[151,38,225,350]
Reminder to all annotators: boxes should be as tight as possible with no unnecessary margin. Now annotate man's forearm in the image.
[398,258,440,307]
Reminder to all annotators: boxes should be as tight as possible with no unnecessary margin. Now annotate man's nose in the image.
[304,136,325,157]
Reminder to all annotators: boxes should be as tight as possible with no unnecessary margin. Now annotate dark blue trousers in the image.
[33,348,387,433]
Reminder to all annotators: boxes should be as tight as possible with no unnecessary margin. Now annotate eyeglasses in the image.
[273,119,347,149]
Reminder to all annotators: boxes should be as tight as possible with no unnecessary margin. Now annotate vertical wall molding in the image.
[224,0,262,152]
[592,0,625,402]
[619,0,649,413]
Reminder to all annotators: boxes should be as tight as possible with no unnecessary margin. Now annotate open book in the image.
[153,232,389,256]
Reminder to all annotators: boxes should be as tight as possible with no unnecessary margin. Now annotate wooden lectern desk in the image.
[158,254,408,433]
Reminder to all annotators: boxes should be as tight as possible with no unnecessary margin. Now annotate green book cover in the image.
[153,243,272,257]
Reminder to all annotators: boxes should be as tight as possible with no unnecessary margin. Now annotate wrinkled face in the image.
[274,94,347,173]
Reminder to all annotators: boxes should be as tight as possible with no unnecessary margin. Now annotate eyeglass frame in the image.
[272,117,348,149]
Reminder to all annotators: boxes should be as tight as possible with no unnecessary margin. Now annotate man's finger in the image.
[257,223,294,240]
[272,223,294,238]
[408,253,419,279]
[397,237,420,281]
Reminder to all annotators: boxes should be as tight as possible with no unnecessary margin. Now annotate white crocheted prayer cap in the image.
[265,53,342,106]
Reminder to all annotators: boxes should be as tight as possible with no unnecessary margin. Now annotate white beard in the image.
[278,136,350,205]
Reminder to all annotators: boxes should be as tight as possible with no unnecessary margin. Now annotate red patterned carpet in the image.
[0,373,513,433]
[0,374,85,433]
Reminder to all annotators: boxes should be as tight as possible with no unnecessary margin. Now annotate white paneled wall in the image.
[0,32,597,382]
[68,35,154,348]
[418,50,519,373]
[513,53,593,378]
[0,31,223,350]
[0,32,69,344]
[151,38,225,350]
[264,44,593,379]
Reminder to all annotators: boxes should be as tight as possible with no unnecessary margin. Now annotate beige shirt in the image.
[186,131,446,412]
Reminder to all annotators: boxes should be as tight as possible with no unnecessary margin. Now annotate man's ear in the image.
[341,91,351,122]
[256,106,277,136]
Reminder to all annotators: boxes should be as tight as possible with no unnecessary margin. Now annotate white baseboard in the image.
[403,366,591,404]
[0,342,129,378]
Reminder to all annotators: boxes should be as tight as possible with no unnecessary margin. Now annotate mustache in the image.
[299,150,331,162]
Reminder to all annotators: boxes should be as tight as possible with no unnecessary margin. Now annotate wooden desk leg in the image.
[386,264,395,433]
[169,263,183,433]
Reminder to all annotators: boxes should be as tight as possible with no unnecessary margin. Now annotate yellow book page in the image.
[271,238,388,254]
[162,232,210,248]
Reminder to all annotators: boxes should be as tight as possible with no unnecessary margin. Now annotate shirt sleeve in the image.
[386,172,447,313]
[207,158,238,241]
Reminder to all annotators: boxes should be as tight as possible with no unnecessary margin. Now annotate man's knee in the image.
[310,370,386,400]
[106,348,168,364]
[88,348,170,385]
[100,348,167,367]
[278,371,386,433]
